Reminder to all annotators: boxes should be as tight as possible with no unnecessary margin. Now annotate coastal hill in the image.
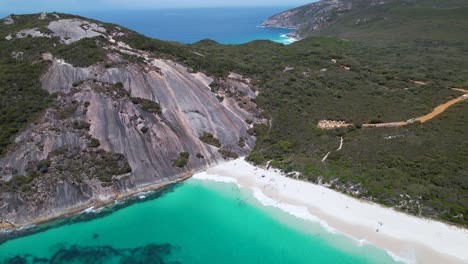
[0,4,467,229]
[262,0,468,41]
[0,13,260,224]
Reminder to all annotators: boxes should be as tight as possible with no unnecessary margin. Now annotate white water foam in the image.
[82,206,103,214]
[193,172,240,187]
[251,187,337,234]
[195,169,413,264]
[279,34,298,45]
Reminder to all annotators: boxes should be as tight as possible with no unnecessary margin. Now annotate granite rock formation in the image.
[0,17,261,225]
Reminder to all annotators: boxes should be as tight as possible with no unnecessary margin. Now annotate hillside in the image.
[189,37,468,225]
[262,0,468,41]
[0,9,467,228]
[0,13,259,224]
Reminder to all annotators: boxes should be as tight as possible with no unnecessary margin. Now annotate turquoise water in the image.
[69,8,296,44]
[1,8,296,44]
[0,179,401,263]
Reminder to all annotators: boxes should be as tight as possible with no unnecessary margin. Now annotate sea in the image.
[0,8,403,264]
[0,179,401,263]
[0,7,297,44]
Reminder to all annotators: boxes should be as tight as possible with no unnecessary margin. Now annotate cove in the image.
[0,179,401,263]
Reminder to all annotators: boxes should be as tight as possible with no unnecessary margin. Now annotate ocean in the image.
[0,179,400,263]
[74,8,296,44]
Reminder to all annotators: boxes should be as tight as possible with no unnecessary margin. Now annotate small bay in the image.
[75,7,297,44]
[0,179,400,263]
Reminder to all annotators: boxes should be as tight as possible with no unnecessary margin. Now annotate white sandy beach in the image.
[193,158,468,264]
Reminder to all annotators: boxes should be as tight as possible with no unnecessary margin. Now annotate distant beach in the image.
[194,158,468,264]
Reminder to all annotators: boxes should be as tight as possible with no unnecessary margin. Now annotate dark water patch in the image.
[3,243,180,264]
[0,183,182,245]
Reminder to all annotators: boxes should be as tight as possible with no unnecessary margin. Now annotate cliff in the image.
[0,14,261,225]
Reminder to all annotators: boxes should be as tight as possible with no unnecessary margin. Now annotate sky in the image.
[1,0,314,14]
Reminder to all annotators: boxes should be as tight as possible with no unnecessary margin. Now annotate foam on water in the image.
[0,177,401,264]
[193,172,408,264]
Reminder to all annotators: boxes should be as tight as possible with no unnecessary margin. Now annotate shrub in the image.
[88,138,101,148]
[36,159,51,173]
[131,97,162,115]
[173,152,190,168]
[114,81,124,89]
[238,137,246,148]
[199,132,221,148]
[218,148,239,160]
[73,121,91,130]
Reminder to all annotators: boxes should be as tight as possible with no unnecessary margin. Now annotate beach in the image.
[193,158,468,264]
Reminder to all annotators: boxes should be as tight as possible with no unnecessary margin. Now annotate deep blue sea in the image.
[71,8,296,44]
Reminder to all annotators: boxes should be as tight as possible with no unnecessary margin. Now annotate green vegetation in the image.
[57,102,78,120]
[199,132,221,148]
[275,0,468,42]
[166,11,465,225]
[218,149,239,160]
[131,97,162,115]
[238,137,246,148]
[54,37,107,67]
[0,37,55,156]
[88,138,101,148]
[173,152,190,168]
[36,159,51,173]
[0,11,466,225]
[0,14,108,155]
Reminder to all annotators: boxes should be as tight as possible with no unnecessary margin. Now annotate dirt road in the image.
[318,88,467,129]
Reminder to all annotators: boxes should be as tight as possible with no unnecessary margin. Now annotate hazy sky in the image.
[1,0,315,14]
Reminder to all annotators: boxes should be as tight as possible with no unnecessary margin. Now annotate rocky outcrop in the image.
[0,17,261,225]
[262,0,353,37]
[47,19,107,44]
[3,16,14,25]
[261,0,404,39]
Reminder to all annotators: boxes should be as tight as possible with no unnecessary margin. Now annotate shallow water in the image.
[0,179,401,263]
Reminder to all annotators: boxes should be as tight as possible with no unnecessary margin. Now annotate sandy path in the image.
[319,88,467,129]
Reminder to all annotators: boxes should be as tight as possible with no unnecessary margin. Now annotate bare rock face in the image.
[261,0,406,39]
[39,12,48,20]
[0,37,260,224]
[262,0,353,32]
[3,16,14,25]
[15,28,49,39]
[47,19,106,44]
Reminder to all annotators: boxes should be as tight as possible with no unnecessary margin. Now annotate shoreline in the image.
[2,158,467,263]
[0,171,197,234]
[193,158,468,264]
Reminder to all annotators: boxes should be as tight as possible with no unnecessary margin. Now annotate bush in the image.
[36,159,51,173]
[173,152,190,168]
[131,97,162,115]
[114,82,124,89]
[238,137,246,148]
[88,138,101,148]
[218,148,239,160]
[73,121,91,130]
[199,132,221,148]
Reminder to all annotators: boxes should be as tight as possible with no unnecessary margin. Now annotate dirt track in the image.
[318,88,467,129]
